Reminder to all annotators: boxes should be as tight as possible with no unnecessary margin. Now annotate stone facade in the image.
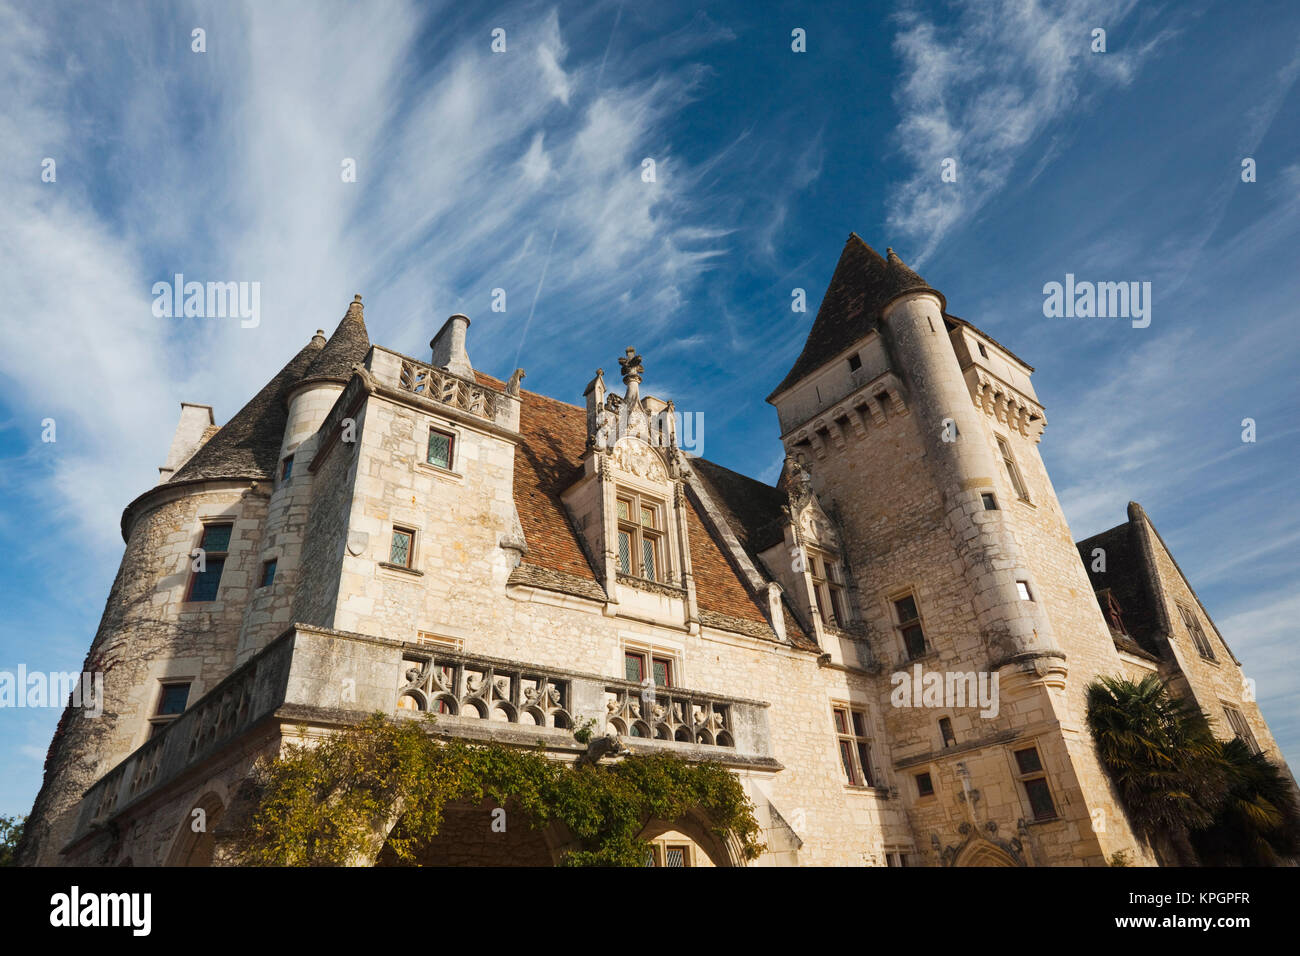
[19,235,1292,867]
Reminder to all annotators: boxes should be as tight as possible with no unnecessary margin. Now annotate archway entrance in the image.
[954,839,1019,867]
[375,799,559,866]
[165,793,225,866]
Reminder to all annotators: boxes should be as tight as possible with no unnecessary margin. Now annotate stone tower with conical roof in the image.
[767,235,1151,865]
[19,297,369,864]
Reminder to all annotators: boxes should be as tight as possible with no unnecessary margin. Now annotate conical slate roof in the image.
[168,338,323,484]
[299,294,370,386]
[768,235,942,400]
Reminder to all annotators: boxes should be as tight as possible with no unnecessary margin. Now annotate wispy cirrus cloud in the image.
[885,0,1187,264]
[0,0,734,562]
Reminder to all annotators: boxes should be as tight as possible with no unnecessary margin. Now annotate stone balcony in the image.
[68,624,777,850]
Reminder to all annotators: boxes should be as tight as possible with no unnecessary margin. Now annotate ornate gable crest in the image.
[610,437,667,482]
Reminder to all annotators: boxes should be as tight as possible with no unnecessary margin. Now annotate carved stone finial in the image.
[619,347,644,388]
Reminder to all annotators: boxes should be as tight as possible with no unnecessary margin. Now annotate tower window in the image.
[427,427,455,470]
[390,527,416,568]
[978,343,989,358]
[832,705,874,787]
[186,523,232,602]
[259,559,277,588]
[1221,704,1260,754]
[1016,580,1033,601]
[616,490,665,582]
[893,593,927,659]
[847,353,862,372]
[915,772,934,798]
[1177,604,1216,661]
[996,435,1031,502]
[981,493,998,510]
[280,455,294,483]
[149,681,191,738]
[939,717,956,748]
[1014,746,1057,821]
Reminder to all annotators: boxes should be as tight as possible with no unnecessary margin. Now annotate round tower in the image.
[234,295,371,662]
[879,250,1065,680]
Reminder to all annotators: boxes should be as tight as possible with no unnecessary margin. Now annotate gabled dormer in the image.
[561,348,700,630]
[757,456,868,666]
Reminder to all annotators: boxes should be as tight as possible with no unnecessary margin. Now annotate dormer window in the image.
[616,491,664,582]
[808,548,848,627]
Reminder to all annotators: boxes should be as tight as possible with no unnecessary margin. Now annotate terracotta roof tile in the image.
[487,373,793,638]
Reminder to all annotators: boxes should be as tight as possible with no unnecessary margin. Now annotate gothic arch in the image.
[954,839,1019,867]
[164,790,227,866]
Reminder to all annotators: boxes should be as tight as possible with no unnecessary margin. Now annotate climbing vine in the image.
[234,714,764,866]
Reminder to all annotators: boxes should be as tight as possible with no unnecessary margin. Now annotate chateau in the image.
[20,234,1289,866]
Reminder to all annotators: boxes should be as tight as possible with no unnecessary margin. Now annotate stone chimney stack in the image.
[158,402,215,482]
[430,313,474,380]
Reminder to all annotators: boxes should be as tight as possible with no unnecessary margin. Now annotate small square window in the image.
[260,559,277,588]
[982,493,998,510]
[847,353,862,372]
[1016,580,1033,601]
[915,772,934,798]
[427,428,455,470]
[390,528,415,568]
[157,683,190,716]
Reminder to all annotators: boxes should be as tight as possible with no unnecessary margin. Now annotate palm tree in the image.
[1190,737,1300,866]
[1085,675,1226,865]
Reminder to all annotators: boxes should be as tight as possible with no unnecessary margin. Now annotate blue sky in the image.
[1,0,1297,817]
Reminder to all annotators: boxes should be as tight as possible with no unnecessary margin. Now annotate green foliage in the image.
[571,717,597,745]
[1086,674,1300,866]
[0,815,25,867]
[237,714,764,866]
[1086,675,1225,842]
[1189,737,1300,866]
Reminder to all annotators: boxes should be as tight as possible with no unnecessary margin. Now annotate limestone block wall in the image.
[236,383,345,661]
[23,483,264,864]
[328,391,519,642]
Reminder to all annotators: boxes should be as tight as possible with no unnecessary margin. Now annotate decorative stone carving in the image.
[610,437,667,481]
[399,652,573,728]
[604,685,734,747]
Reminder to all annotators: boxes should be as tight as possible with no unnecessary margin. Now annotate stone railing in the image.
[398,359,500,421]
[69,626,775,849]
[71,637,295,844]
[604,683,736,747]
[398,650,574,729]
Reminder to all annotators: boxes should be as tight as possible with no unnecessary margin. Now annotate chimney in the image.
[430,314,474,380]
[158,402,215,482]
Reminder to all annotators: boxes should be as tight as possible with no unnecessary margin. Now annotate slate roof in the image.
[1075,513,1165,659]
[167,338,323,484]
[300,295,371,385]
[768,235,942,400]
[166,297,370,485]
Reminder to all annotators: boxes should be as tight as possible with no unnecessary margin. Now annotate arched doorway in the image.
[165,792,226,866]
[375,799,561,866]
[954,839,1019,867]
